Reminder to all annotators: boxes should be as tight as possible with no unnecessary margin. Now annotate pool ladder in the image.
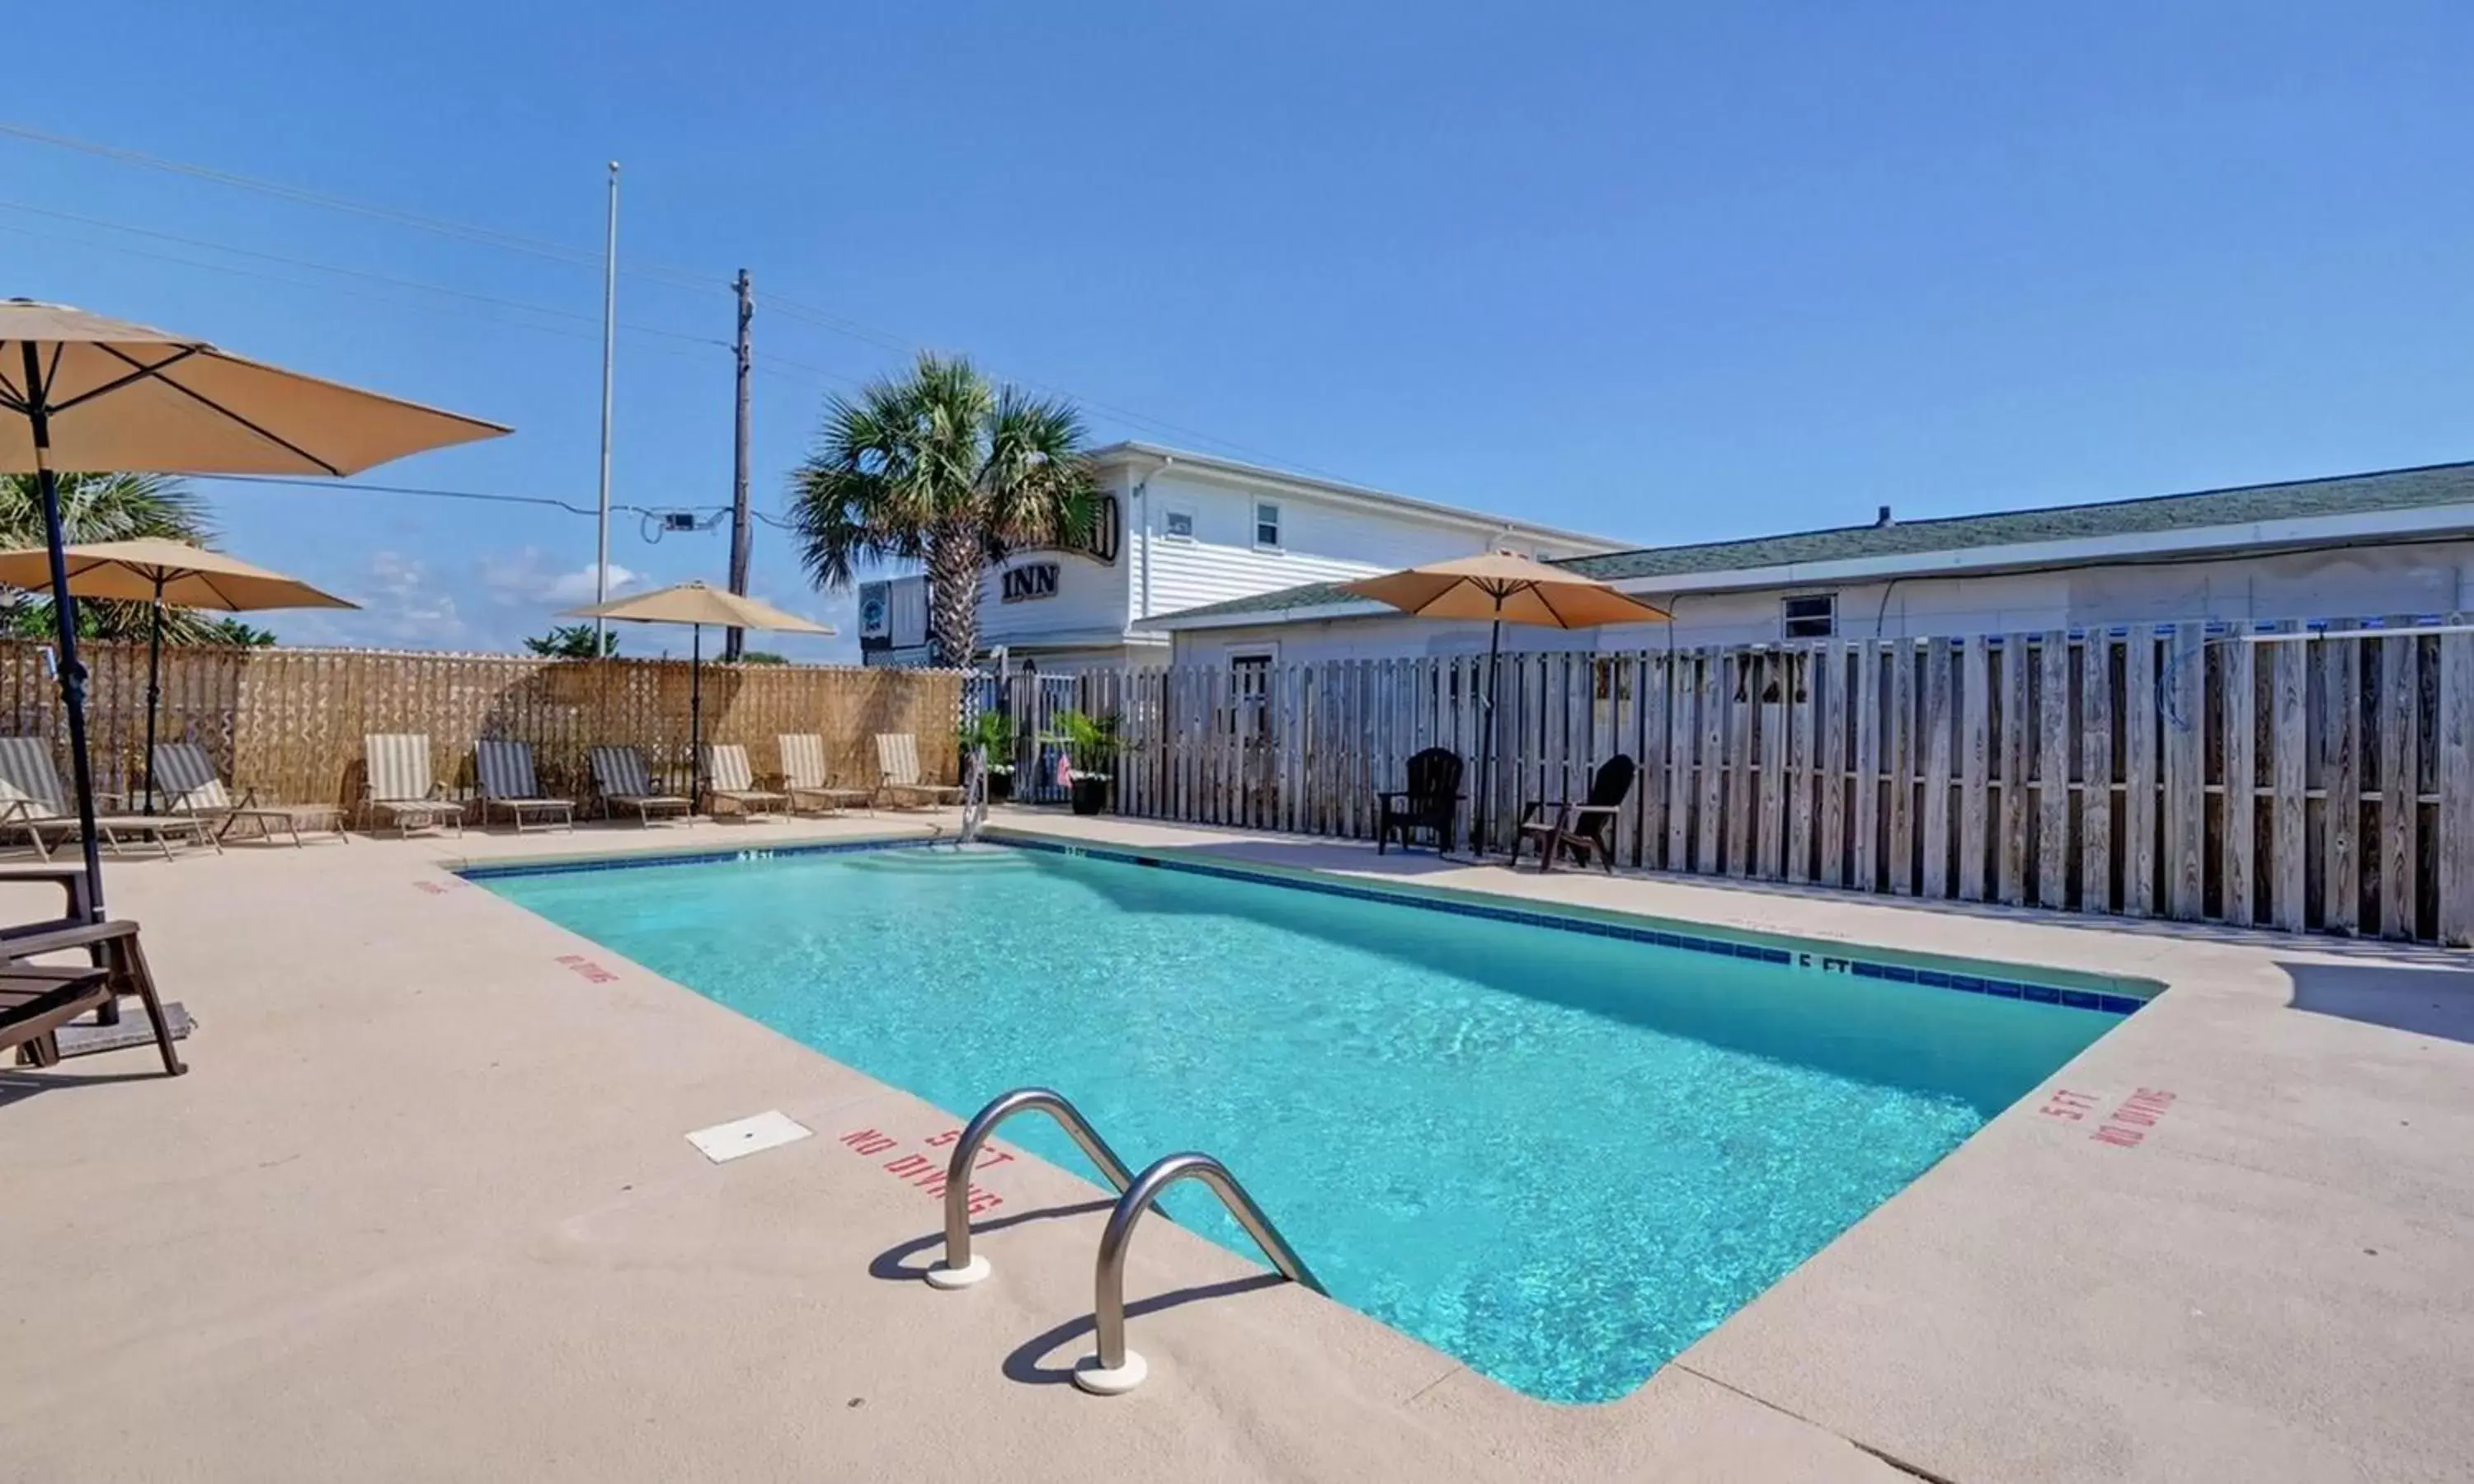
[957,744,990,843]
[924,1086,1324,1395]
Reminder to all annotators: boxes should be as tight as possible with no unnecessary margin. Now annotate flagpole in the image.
[593,160,619,655]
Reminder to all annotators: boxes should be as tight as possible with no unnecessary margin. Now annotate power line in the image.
[0,217,731,369]
[0,120,722,293]
[1,121,1356,480]
[203,472,724,522]
[0,200,728,350]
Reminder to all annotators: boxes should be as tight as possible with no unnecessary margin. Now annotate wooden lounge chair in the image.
[699,744,785,819]
[2,918,185,1074]
[0,737,206,861]
[474,740,574,833]
[1376,746,1463,855]
[362,734,464,837]
[1514,753,1636,875]
[874,733,963,810]
[153,742,344,848]
[589,746,692,826]
[777,734,872,815]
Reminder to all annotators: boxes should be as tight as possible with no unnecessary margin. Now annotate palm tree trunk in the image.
[926,529,981,669]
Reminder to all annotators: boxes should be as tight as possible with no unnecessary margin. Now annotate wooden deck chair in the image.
[589,746,691,826]
[153,742,341,848]
[2,918,185,1074]
[699,744,785,819]
[873,733,963,809]
[1376,746,1463,855]
[474,740,575,833]
[1514,753,1636,875]
[777,734,872,815]
[0,737,206,860]
[362,734,463,837]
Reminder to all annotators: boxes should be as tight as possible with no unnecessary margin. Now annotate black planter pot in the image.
[986,769,1014,803]
[1070,775,1110,815]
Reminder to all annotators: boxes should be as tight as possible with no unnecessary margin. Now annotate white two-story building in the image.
[858,442,1626,672]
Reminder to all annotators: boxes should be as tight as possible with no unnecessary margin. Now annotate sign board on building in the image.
[858,581,891,648]
[1001,563,1060,603]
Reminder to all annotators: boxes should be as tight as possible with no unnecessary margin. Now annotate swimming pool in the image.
[476,838,2134,1402]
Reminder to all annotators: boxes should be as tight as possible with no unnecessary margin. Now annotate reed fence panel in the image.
[0,641,963,815]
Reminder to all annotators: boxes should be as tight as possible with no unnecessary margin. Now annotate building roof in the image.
[1084,441,1630,551]
[1149,459,2474,626]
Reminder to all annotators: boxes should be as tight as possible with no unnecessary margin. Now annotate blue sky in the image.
[4,2,2468,658]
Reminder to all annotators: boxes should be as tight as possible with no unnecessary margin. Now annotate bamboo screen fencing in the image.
[0,641,966,813]
[1067,621,2474,946]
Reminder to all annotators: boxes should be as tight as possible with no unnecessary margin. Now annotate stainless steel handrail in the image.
[1080,1151,1323,1393]
[958,742,989,843]
[926,1086,1137,1289]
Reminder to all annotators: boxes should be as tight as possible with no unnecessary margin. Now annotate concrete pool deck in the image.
[2,808,2468,1482]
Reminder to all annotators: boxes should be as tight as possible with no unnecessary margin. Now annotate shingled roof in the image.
[1151,460,2474,624]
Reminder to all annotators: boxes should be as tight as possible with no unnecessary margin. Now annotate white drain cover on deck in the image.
[686,1111,814,1163]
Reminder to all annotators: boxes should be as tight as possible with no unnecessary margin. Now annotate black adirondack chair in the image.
[1376,747,1464,855]
[1514,753,1637,874]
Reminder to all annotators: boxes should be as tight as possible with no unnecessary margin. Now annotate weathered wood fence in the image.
[0,641,966,810]
[1059,621,2474,945]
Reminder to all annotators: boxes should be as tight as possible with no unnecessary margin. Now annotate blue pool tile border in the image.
[454,835,920,881]
[989,838,2138,1017]
[461,833,2143,1018]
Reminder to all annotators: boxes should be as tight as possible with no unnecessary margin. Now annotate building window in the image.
[1783,593,1836,639]
[1230,651,1275,724]
[1163,509,1195,539]
[1254,501,1282,549]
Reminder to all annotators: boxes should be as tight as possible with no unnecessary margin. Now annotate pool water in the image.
[481,843,2119,1402]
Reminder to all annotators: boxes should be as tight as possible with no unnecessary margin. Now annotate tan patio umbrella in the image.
[0,538,357,812]
[562,581,835,808]
[0,299,508,914]
[1339,552,1670,855]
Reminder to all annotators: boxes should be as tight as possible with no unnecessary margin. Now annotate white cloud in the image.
[477,547,640,608]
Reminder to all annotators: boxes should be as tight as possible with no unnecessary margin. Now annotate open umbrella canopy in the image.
[0,538,355,612]
[562,580,833,634]
[0,301,508,475]
[0,298,510,920]
[562,582,835,812]
[1338,551,1672,627]
[1340,552,1669,857]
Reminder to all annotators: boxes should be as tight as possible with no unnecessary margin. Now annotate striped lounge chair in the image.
[699,744,785,819]
[153,741,343,848]
[778,734,871,815]
[589,746,691,826]
[874,733,963,809]
[474,740,574,833]
[362,734,463,837]
[0,737,206,860]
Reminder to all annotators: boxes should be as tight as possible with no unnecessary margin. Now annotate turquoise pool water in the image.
[479,843,2119,1402]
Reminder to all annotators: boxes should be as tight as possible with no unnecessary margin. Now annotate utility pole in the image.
[724,268,753,660]
[594,161,620,655]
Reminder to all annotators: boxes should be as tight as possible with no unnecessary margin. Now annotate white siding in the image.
[1171,538,2474,664]
[1132,468,1600,622]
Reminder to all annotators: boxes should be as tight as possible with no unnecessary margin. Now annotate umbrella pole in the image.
[1475,613,1503,858]
[19,349,106,922]
[689,623,703,815]
[142,578,165,814]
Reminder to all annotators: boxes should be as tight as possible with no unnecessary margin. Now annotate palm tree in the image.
[0,472,251,645]
[788,352,1097,667]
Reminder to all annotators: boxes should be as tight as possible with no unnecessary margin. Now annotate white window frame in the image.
[1253,500,1282,552]
[1782,592,1837,640]
[1161,507,1197,541]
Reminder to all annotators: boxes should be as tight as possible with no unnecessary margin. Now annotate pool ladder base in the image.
[925,1086,1322,1395]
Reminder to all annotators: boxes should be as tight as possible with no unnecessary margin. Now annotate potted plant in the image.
[957,709,1018,801]
[1052,708,1119,815]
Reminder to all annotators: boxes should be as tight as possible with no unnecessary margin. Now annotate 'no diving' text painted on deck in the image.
[2039,1086,2179,1148]
[838,1125,1010,1214]
[554,954,618,984]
